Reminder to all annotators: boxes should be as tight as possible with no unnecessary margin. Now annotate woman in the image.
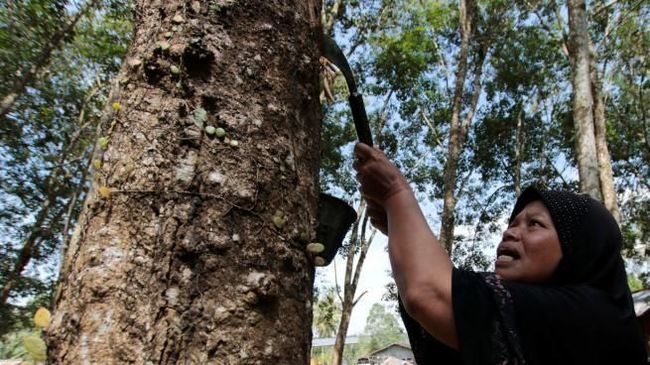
[353,143,647,364]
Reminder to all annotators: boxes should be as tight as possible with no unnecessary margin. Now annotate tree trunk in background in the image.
[331,91,390,365]
[439,0,474,253]
[590,43,621,224]
[567,0,603,201]
[48,0,322,363]
[332,209,375,365]
[514,105,525,196]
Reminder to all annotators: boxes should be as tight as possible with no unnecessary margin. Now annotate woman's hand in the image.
[366,201,388,235]
[353,142,410,207]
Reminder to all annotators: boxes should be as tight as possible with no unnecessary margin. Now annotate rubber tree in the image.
[48,0,323,363]
[567,0,620,224]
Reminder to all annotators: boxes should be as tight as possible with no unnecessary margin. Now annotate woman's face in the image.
[495,200,562,283]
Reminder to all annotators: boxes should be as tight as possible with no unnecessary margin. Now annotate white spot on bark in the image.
[182,267,193,282]
[96,309,113,335]
[208,170,225,184]
[232,233,240,242]
[237,188,252,199]
[245,271,265,287]
[175,151,197,182]
[214,306,229,322]
[264,339,274,355]
[96,226,112,237]
[80,334,91,365]
[166,287,180,305]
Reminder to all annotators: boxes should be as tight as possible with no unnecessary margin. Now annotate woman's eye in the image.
[529,220,543,227]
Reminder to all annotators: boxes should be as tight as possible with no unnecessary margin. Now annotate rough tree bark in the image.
[567,0,603,200]
[48,0,322,364]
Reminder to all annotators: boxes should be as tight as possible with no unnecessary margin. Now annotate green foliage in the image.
[0,306,51,362]
[313,287,342,338]
[323,0,649,279]
[0,0,132,335]
[0,330,30,360]
[628,274,645,292]
[357,303,407,356]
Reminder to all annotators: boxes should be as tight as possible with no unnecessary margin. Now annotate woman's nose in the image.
[502,227,519,241]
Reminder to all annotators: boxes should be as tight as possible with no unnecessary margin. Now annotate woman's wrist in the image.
[383,185,415,212]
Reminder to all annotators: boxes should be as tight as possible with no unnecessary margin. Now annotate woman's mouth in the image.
[496,247,520,265]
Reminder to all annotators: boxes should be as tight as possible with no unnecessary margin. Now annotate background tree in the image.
[357,303,407,356]
[313,286,342,338]
[0,0,102,120]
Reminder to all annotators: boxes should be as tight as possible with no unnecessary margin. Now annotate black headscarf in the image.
[400,187,647,364]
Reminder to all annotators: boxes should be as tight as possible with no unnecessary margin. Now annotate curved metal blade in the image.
[321,34,373,147]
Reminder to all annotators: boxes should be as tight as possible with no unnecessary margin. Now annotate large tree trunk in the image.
[567,0,602,200]
[48,1,322,363]
[438,0,474,253]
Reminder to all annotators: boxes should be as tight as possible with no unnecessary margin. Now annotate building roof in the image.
[632,289,650,317]
[312,336,360,347]
[367,342,412,356]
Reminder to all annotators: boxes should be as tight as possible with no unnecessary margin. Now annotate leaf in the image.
[272,211,285,228]
[111,102,121,111]
[98,137,109,150]
[98,186,112,199]
[93,159,102,169]
[306,242,325,254]
[193,107,208,127]
[23,334,46,361]
[33,307,51,328]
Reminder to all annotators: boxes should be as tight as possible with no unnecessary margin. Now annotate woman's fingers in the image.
[354,142,374,161]
[366,201,388,234]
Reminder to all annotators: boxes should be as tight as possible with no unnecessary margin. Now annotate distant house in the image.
[357,343,414,365]
[311,336,361,365]
[633,289,650,362]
